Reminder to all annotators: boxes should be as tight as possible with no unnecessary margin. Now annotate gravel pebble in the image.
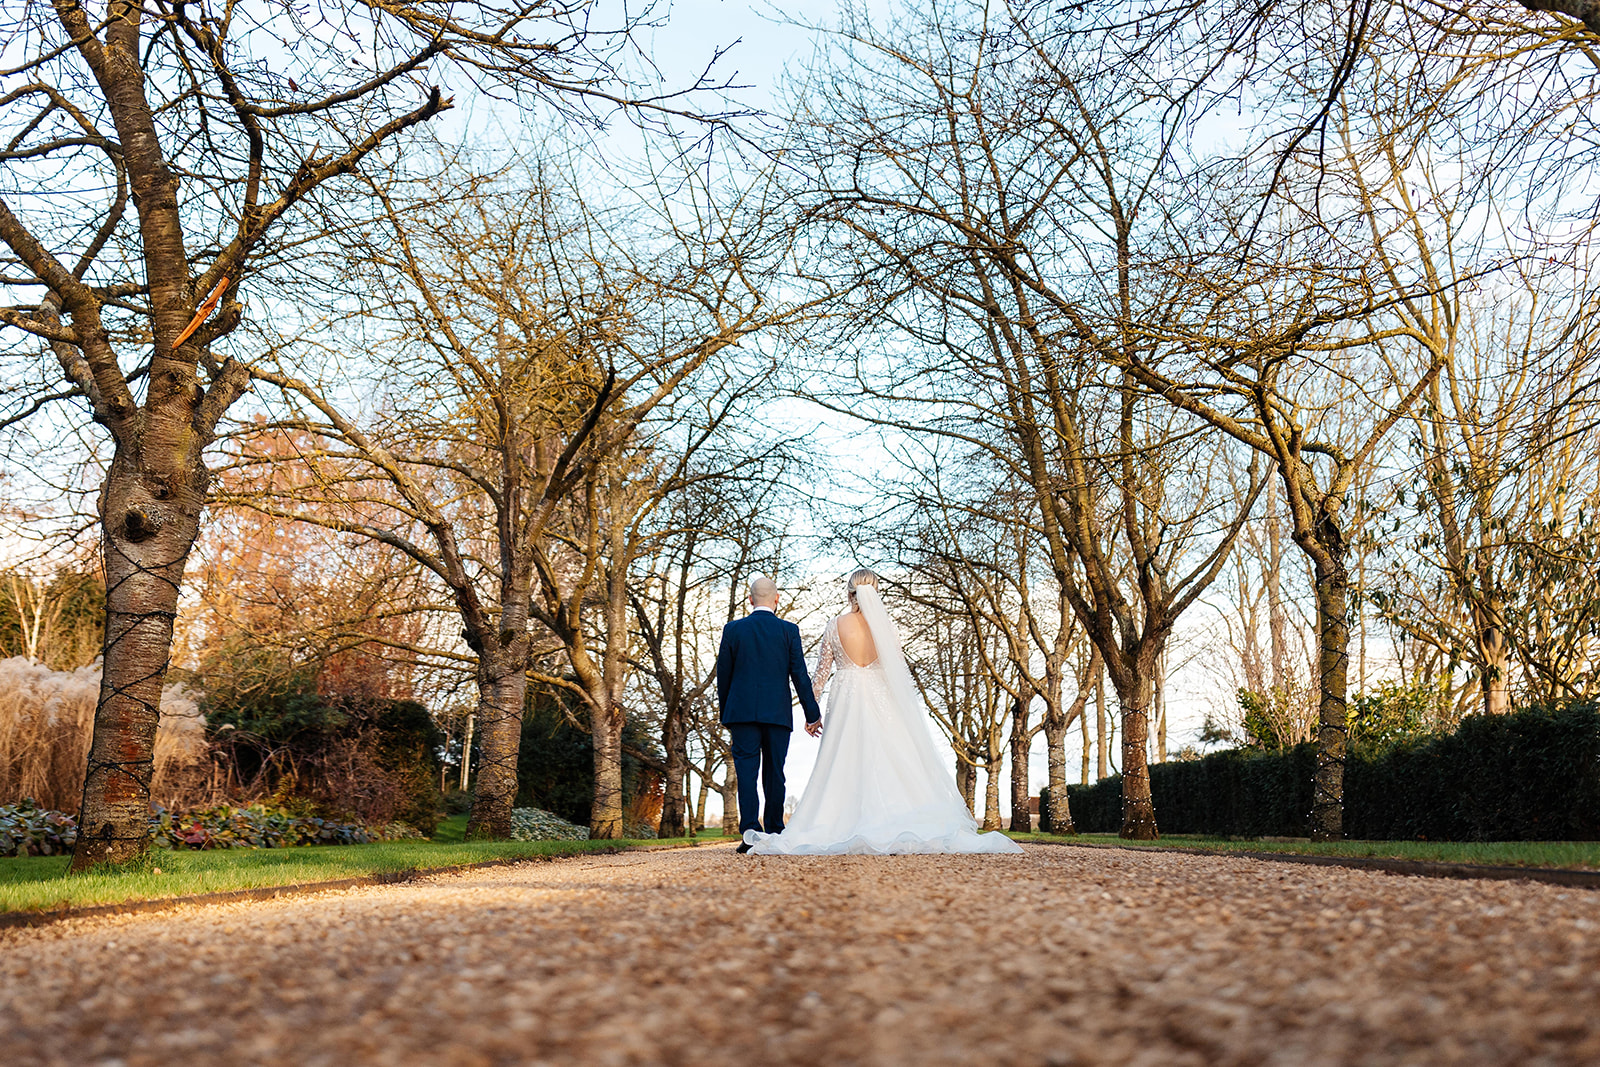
[2,843,1597,1065]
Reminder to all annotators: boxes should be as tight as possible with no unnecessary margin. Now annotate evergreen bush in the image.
[1066,699,1600,840]
[516,684,662,827]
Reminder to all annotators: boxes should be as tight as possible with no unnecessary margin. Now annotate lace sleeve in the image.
[812,617,837,702]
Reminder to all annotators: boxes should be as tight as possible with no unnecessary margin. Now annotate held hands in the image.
[805,718,823,738]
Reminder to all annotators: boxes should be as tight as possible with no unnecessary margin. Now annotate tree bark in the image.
[590,520,632,839]
[982,755,1003,831]
[1095,675,1108,781]
[1155,654,1168,764]
[1042,713,1075,835]
[1117,674,1159,840]
[656,687,688,838]
[465,649,528,839]
[1522,1,1600,37]
[658,694,689,836]
[1080,704,1091,784]
[1308,535,1350,841]
[955,756,976,815]
[73,450,206,869]
[1475,593,1511,716]
[720,766,739,835]
[591,694,625,838]
[1007,696,1033,832]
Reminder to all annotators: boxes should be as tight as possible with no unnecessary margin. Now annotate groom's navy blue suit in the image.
[717,607,822,835]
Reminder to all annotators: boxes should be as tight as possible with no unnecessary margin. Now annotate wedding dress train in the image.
[744,586,1023,856]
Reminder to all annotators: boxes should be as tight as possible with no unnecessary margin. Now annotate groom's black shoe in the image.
[736,842,753,854]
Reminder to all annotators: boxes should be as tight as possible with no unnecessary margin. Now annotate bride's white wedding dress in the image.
[744,586,1023,856]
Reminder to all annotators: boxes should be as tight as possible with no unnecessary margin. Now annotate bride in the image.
[744,569,1023,855]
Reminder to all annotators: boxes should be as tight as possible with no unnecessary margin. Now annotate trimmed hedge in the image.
[1066,700,1600,840]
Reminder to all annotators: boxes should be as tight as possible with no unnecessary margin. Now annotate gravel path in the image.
[3,842,1598,1065]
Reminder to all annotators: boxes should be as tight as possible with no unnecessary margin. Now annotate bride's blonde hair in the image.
[847,568,880,611]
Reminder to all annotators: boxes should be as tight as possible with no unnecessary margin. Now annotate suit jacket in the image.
[716,609,822,728]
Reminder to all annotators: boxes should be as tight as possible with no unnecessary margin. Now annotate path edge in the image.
[1027,838,1600,889]
[0,840,700,931]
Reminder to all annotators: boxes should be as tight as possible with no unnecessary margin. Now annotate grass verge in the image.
[0,828,697,914]
[1006,832,1600,869]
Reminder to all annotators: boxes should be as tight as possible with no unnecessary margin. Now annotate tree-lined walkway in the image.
[4,844,1596,1065]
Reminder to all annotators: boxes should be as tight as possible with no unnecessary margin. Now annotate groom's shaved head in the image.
[749,575,778,606]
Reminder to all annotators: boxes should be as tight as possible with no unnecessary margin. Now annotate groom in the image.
[717,574,822,853]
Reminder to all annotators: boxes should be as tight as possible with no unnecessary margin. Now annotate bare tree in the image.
[896,474,1097,834]
[629,436,800,837]
[788,1,1265,837]
[238,159,818,837]
[0,0,730,868]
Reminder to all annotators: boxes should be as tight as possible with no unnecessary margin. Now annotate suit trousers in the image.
[727,722,791,835]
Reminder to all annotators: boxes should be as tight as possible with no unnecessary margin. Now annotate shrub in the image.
[372,821,428,841]
[149,803,371,850]
[516,683,663,827]
[0,798,78,857]
[440,789,473,815]
[508,807,590,841]
[205,676,442,833]
[1067,698,1600,840]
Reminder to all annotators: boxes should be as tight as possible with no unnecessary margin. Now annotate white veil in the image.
[851,583,979,825]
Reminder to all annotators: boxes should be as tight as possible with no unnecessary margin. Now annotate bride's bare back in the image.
[836,610,878,667]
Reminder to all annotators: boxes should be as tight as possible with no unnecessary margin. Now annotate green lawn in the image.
[0,820,702,915]
[1007,831,1600,869]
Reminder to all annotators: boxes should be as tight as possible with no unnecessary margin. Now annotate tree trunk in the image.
[1266,475,1290,689]
[1476,594,1511,716]
[1095,675,1107,780]
[1080,704,1091,784]
[1155,654,1168,764]
[955,756,976,815]
[720,767,739,835]
[590,695,625,838]
[590,505,631,840]
[1309,541,1350,841]
[72,450,206,870]
[982,755,1003,831]
[1118,681,1159,840]
[696,767,711,832]
[465,651,528,840]
[1008,697,1032,832]
[1042,712,1075,835]
[657,696,689,837]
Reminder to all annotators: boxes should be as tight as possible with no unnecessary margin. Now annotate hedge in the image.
[1065,699,1600,840]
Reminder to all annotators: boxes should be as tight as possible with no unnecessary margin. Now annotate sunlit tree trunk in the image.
[466,644,529,839]
[982,754,1003,831]
[1096,675,1107,780]
[720,767,739,835]
[1155,654,1168,763]
[1116,669,1160,840]
[76,448,207,868]
[1478,597,1511,716]
[1080,706,1091,785]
